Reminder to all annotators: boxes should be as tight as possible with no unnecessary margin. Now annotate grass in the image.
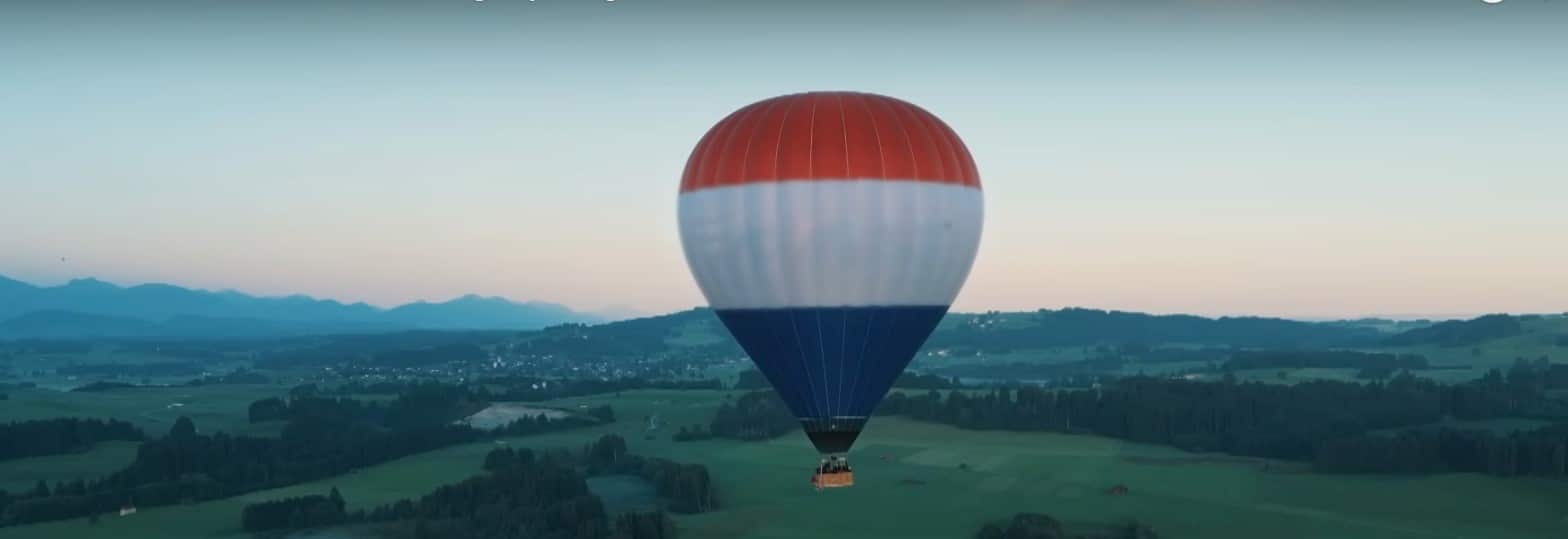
[6,390,1567,539]
[0,383,292,437]
[0,441,140,493]
[2,345,255,391]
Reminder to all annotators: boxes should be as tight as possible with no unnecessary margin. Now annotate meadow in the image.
[0,441,139,493]
[6,389,1566,539]
[1,383,291,437]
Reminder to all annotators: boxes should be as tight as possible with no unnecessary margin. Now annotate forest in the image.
[690,357,1568,479]
[0,384,611,528]
[973,513,1158,539]
[0,418,144,461]
[241,435,706,539]
[873,360,1568,477]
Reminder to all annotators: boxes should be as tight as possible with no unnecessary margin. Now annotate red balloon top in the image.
[679,92,981,193]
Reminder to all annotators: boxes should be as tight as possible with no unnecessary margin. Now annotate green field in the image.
[2,345,255,391]
[0,384,291,437]
[0,441,140,493]
[6,389,1567,539]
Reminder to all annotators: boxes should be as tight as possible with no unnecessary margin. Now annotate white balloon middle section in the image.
[678,179,983,310]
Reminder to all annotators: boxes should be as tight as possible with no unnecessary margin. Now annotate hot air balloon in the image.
[677,91,982,488]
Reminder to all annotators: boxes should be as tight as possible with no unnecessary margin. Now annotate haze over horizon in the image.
[3,0,1564,319]
[0,271,1537,323]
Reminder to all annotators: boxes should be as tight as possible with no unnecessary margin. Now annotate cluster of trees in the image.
[1315,425,1568,476]
[878,366,1568,470]
[878,378,1438,461]
[2,382,612,528]
[493,408,611,437]
[69,381,141,392]
[974,513,1157,539]
[241,488,346,532]
[671,424,713,442]
[248,382,486,429]
[0,414,482,527]
[339,442,681,539]
[578,435,718,514]
[0,418,143,461]
[1446,359,1568,419]
[707,391,796,442]
[1223,350,1428,371]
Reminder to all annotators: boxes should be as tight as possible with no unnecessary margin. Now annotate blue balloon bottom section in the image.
[713,305,950,453]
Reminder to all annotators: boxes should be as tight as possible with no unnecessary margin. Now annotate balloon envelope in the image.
[678,91,983,453]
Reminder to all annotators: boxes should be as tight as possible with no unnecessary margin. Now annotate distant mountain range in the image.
[0,274,602,339]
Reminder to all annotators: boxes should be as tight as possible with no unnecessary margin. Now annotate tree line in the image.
[0,386,612,528]
[1223,350,1428,371]
[974,513,1157,539]
[577,435,718,514]
[243,435,700,539]
[241,488,347,532]
[702,391,796,442]
[874,363,1568,478]
[1315,424,1568,476]
[0,418,143,462]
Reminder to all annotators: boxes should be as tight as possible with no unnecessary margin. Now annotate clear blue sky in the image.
[2,0,1564,318]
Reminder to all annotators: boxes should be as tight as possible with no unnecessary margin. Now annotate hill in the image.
[0,274,601,339]
[925,308,1380,352]
[1383,314,1525,347]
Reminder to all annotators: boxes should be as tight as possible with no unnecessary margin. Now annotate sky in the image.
[2,0,1564,319]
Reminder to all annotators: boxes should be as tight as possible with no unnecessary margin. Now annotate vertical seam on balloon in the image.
[701,113,740,190]
[835,307,848,417]
[787,309,821,419]
[837,93,851,179]
[712,104,757,186]
[735,101,780,308]
[712,106,763,305]
[738,100,778,182]
[807,95,818,179]
[771,98,795,182]
[869,307,903,415]
[883,97,919,179]
[884,111,919,301]
[814,308,831,418]
[844,306,876,416]
[924,114,962,187]
[762,310,818,422]
[904,105,945,181]
[772,101,800,310]
[857,94,887,179]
